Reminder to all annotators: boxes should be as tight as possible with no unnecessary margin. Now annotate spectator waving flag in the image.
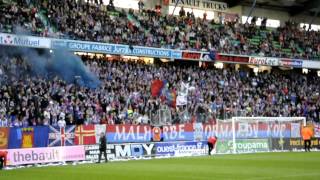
[48,125,75,146]
[151,79,164,97]
[157,80,176,107]
[127,14,141,28]
[164,89,177,108]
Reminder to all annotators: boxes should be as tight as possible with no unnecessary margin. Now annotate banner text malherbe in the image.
[13,150,60,163]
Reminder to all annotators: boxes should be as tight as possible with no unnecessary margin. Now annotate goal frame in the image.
[230,117,306,154]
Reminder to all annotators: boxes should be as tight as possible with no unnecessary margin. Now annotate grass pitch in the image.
[0,152,319,180]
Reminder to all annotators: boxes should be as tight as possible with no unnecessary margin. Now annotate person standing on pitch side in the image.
[98,132,108,163]
[301,124,314,152]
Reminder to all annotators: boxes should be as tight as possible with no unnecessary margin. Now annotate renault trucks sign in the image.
[170,0,228,12]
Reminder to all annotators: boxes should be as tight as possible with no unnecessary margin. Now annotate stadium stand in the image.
[0,0,319,128]
[0,50,319,127]
[1,0,320,60]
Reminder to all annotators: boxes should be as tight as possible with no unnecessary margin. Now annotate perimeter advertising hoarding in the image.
[215,53,249,63]
[85,143,156,161]
[84,141,207,161]
[271,138,320,151]
[155,141,207,157]
[6,146,85,165]
[216,139,269,154]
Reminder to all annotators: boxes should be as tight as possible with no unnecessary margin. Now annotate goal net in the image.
[215,117,306,154]
[150,105,172,126]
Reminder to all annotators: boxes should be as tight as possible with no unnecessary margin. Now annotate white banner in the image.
[176,95,188,106]
[95,124,106,143]
[249,56,279,66]
[0,33,51,48]
[302,60,320,69]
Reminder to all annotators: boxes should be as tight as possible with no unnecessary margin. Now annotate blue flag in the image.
[8,126,49,149]
[8,127,22,149]
[34,126,49,147]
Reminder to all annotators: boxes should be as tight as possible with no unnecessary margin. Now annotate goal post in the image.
[216,117,306,154]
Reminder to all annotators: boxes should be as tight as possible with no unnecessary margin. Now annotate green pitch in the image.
[1,152,319,180]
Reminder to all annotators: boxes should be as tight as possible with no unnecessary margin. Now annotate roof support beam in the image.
[289,0,320,16]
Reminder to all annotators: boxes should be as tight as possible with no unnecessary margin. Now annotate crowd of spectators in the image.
[1,0,320,60]
[0,0,319,128]
[0,48,319,128]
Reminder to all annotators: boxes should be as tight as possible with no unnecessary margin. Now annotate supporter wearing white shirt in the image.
[0,115,9,127]
[59,112,65,121]
[58,119,66,128]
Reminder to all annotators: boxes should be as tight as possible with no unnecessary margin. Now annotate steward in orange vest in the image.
[301,125,314,152]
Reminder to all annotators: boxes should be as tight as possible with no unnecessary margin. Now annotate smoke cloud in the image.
[0,46,101,88]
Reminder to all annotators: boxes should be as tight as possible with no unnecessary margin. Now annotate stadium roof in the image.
[222,0,320,16]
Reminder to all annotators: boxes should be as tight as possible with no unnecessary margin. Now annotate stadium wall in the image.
[241,6,320,26]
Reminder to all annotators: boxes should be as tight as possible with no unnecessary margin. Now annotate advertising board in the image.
[6,146,85,165]
[216,139,269,154]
